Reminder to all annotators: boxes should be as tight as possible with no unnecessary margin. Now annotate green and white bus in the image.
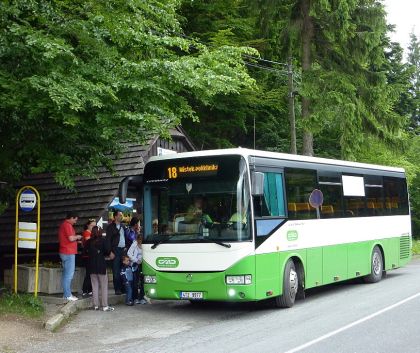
[134,148,411,307]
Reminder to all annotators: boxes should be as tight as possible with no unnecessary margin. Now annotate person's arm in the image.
[127,242,136,263]
[137,248,143,264]
[120,268,128,284]
[64,223,81,242]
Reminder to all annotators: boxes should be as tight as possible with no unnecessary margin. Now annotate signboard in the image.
[157,147,177,156]
[166,164,219,179]
[15,186,41,297]
[108,197,136,223]
[19,189,37,212]
[18,222,37,249]
[309,189,324,208]
[342,175,365,197]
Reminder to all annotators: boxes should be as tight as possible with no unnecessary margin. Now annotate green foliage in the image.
[0,0,256,189]
[407,32,420,132]
[0,291,44,318]
[412,239,420,253]
[180,0,291,152]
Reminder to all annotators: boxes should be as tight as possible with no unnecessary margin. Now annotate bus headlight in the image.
[225,275,252,285]
[144,275,157,284]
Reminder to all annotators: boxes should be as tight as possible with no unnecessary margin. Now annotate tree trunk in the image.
[288,57,297,154]
[301,0,314,156]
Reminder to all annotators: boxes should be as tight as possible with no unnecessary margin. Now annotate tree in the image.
[407,32,420,132]
[0,0,256,188]
[258,0,407,158]
[180,0,292,152]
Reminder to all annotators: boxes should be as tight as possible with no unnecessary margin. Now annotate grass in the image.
[0,290,44,318]
[412,239,420,255]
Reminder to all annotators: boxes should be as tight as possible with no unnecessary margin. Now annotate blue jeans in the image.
[112,247,124,293]
[60,253,75,298]
[124,281,133,303]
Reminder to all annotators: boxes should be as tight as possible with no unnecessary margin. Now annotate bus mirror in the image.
[252,172,265,196]
[118,175,143,204]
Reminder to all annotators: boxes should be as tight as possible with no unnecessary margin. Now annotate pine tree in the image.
[407,32,420,132]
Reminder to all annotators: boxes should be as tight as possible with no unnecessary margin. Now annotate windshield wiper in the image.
[199,238,231,248]
[151,234,178,249]
[150,232,198,249]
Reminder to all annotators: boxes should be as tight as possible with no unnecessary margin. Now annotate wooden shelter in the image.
[0,127,195,270]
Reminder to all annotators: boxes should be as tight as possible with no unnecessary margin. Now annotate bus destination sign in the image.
[167,163,218,179]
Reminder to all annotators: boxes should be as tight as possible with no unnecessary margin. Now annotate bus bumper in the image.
[143,258,256,302]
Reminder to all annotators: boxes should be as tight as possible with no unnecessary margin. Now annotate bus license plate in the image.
[180,291,203,300]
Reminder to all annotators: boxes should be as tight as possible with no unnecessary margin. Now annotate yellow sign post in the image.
[14,186,41,297]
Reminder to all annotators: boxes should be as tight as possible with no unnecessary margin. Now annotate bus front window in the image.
[143,156,251,243]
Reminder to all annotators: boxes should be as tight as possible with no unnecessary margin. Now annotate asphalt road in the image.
[26,257,420,353]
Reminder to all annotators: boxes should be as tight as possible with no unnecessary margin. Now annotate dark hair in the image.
[113,210,121,218]
[65,212,79,219]
[84,218,96,230]
[129,217,139,228]
[91,226,102,240]
[122,255,130,261]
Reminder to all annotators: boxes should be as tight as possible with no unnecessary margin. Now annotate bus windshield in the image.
[143,155,251,243]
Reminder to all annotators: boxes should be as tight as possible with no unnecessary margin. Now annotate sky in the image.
[383,0,419,51]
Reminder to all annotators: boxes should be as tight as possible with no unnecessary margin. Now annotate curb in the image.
[44,294,125,331]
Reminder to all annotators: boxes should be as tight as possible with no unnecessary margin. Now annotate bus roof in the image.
[148,148,405,174]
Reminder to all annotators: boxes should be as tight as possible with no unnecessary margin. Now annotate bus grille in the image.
[399,236,410,259]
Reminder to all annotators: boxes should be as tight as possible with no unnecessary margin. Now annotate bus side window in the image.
[318,171,343,218]
[253,172,285,218]
[383,177,409,215]
[285,168,317,220]
[365,175,385,216]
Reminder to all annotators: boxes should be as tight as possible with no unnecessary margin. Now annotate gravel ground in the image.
[0,303,59,353]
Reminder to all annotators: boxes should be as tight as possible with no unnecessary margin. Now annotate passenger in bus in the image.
[228,210,247,229]
[185,196,213,225]
[152,219,159,235]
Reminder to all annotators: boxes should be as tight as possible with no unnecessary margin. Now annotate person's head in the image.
[91,226,102,239]
[84,218,96,231]
[122,255,130,266]
[65,212,79,225]
[152,219,158,233]
[130,217,140,231]
[136,233,143,246]
[113,211,123,223]
[194,196,204,209]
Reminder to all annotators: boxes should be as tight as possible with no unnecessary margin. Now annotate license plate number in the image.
[180,291,203,300]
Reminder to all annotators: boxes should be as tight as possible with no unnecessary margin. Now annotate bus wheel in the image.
[275,259,298,308]
[364,246,383,283]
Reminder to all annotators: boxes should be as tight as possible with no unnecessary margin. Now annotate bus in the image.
[123,148,411,307]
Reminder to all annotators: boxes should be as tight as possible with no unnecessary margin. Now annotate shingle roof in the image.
[0,127,195,246]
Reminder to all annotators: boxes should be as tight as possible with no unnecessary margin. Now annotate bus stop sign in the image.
[309,189,324,208]
[19,189,37,212]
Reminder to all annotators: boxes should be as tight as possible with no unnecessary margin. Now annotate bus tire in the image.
[275,259,298,308]
[364,246,383,283]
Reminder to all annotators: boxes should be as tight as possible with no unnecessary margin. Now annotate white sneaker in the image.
[65,295,78,301]
[102,306,114,312]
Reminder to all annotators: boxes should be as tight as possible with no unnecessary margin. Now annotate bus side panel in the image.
[380,238,397,270]
[255,252,280,300]
[305,247,323,289]
[323,244,348,284]
[347,241,371,278]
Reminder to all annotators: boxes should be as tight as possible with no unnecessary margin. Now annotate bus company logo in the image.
[287,230,298,241]
[156,257,179,268]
